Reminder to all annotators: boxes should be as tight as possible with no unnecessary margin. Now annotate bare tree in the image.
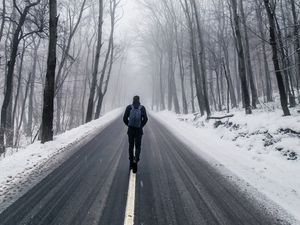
[26,37,41,138]
[95,0,120,119]
[1,0,43,153]
[229,0,252,114]
[181,0,205,115]
[290,0,300,101]
[55,0,87,133]
[255,0,273,102]
[0,0,6,43]
[41,0,58,143]
[190,0,211,116]
[15,72,32,147]
[239,0,258,108]
[86,0,103,122]
[263,0,290,116]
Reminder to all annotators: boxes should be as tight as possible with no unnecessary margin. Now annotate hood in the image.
[132,100,140,108]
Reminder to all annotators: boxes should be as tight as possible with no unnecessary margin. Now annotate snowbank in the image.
[177,106,300,160]
[153,109,300,223]
[0,108,122,212]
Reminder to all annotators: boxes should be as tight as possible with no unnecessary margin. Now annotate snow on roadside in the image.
[152,110,300,224]
[0,108,122,213]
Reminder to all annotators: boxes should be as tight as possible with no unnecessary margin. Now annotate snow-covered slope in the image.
[153,108,300,223]
[0,108,122,213]
[190,107,300,160]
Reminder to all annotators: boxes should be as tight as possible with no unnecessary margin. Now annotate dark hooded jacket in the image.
[123,101,148,135]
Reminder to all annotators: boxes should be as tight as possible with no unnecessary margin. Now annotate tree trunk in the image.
[81,76,88,124]
[277,4,296,108]
[81,34,94,124]
[240,0,258,109]
[230,0,252,114]
[159,52,166,110]
[15,73,31,147]
[69,64,79,129]
[189,53,195,113]
[220,64,225,106]
[94,33,113,118]
[263,0,290,116]
[27,38,40,137]
[223,46,237,108]
[209,66,217,111]
[95,0,117,119]
[167,46,173,111]
[233,49,241,105]
[86,0,103,122]
[179,71,188,114]
[190,0,211,116]
[216,68,222,111]
[171,65,180,114]
[41,0,58,143]
[255,0,273,102]
[3,9,14,96]
[0,0,6,43]
[257,49,266,101]
[174,24,188,114]
[11,41,26,145]
[55,88,62,133]
[223,59,232,111]
[290,0,300,99]
[151,70,156,111]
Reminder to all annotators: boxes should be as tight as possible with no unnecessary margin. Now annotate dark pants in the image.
[128,133,142,162]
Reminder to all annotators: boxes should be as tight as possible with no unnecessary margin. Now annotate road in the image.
[0,116,288,225]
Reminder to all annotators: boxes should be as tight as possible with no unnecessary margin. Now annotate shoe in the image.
[132,160,137,173]
[130,161,134,170]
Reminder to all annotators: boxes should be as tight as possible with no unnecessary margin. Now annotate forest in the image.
[138,0,300,117]
[0,0,124,153]
[0,0,300,153]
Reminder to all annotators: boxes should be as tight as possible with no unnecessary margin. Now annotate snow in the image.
[152,108,300,224]
[0,108,122,213]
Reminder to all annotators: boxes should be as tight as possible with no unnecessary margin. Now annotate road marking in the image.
[140,180,143,188]
[124,171,136,225]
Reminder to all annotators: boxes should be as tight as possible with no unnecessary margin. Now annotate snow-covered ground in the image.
[0,108,122,213]
[153,107,300,223]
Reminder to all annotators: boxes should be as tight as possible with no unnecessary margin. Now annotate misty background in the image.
[104,0,152,111]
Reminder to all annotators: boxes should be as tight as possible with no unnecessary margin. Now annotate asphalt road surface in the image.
[0,116,289,225]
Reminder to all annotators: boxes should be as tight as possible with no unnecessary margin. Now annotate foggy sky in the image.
[103,0,153,112]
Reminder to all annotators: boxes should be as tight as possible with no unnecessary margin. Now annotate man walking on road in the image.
[123,96,148,173]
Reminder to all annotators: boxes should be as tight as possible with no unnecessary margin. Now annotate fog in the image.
[103,0,153,112]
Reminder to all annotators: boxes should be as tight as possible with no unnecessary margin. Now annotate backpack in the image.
[128,105,142,128]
